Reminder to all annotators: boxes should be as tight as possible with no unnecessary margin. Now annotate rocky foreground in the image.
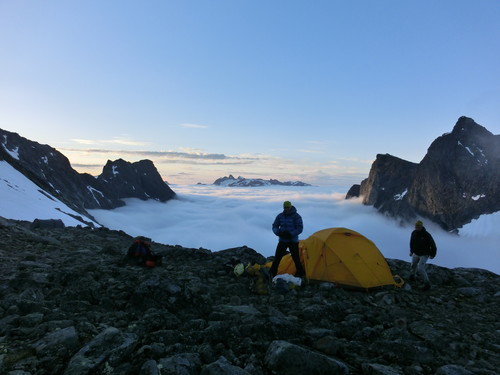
[0,217,499,375]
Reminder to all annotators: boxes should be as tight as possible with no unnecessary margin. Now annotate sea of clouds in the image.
[1,160,497,275]
[89,184,500,275]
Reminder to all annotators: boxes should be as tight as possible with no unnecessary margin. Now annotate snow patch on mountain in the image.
[394,189,408,201]
[1,135,20,159]
[0,161,98,227]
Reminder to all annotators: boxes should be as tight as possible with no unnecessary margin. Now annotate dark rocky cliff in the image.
[98,158,176,203]
[347,117,500,231]
[0,129,121,214]
[0,129,175,223]
[1,216,498,374]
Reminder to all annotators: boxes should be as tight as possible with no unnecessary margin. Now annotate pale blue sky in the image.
[1,1,499,185]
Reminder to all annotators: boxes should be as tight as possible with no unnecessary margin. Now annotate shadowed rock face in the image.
[98,158,176,203]
[347,117,500,230]
[0,128,176,224]
[1,216,498,374]
[359,154,418,217]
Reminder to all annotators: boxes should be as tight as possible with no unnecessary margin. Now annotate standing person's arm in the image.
[428,233,437,258]
[291,214,303,237]
[272,215,281,236]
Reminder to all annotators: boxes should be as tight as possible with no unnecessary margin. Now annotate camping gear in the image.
[272,274,303,294]
[127,237,162,267]
[245,263,272,295]
[268,227,403,290]
[233,263,245,276]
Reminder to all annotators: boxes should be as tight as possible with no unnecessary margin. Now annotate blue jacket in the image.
[272,206,303,243]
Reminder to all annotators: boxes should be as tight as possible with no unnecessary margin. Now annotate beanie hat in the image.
[415,220,423,227]
[283,201,292,208]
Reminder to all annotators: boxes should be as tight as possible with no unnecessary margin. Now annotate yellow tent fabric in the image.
[270,227,401,289]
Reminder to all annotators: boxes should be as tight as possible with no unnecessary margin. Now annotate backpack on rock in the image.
[127,237,162,267]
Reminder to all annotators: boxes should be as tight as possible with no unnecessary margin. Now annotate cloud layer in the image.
[89,185,500,275]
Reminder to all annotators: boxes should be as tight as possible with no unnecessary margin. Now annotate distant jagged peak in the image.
[213,175,311,187]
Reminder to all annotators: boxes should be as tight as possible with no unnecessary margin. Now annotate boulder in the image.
[64,327,138,375]
[30,219,65,230]
[264,340,349,375]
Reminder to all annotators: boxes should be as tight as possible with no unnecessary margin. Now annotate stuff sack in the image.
[245,264,271,295]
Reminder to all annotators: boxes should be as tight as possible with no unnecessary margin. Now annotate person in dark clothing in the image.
[409,220,437,290]
[270,201,306,278]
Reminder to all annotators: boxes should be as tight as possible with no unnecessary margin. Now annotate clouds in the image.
[89,184,500,275]
[62,145,262,184]
[71,138,150,147]
[2,158,498,276]
[60,142,370,186]
[62,125,355,182]
[62,147,249,163]
[181,123,209,129]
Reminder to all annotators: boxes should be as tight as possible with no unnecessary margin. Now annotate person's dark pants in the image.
[270,241,306,278]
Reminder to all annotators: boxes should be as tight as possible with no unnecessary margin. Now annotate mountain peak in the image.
[347,117,500,231]
[99,159,175,202]
[0,128,176,225]
[451,116,492,138]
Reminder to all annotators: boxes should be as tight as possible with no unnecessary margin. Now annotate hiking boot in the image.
[422,283,431,291]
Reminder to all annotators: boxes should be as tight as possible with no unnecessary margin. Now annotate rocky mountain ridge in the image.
[1,216,499,375]
[213,175,311,187]
[346,117,500,231]
[0,129,176,225]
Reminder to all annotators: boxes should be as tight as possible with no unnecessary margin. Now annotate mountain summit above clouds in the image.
[0,129,175,225]
[346,116,500,231]
[214,174,312,187]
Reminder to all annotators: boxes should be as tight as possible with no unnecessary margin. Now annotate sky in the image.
[1,1,500,185]
[1,159,499,275]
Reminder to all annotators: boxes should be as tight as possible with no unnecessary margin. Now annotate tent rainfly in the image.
[272,227,403,290]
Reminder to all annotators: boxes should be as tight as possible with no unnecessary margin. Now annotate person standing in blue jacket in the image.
[270,201,306,278]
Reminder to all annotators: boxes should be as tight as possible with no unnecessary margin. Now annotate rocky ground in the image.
[0,216,499,375]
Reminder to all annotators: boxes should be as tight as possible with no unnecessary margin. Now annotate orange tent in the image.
[270,227,402,289]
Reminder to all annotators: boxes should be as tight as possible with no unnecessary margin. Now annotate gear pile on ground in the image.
[0,216,499,375]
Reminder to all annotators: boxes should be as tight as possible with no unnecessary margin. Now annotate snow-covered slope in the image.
[0,161,98,226]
